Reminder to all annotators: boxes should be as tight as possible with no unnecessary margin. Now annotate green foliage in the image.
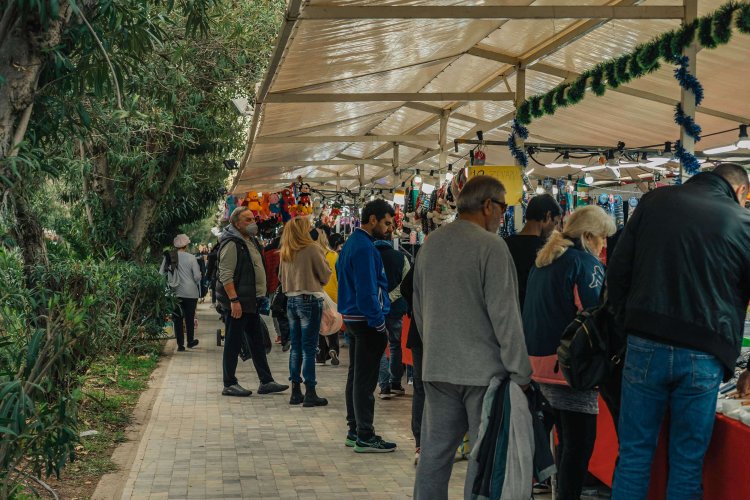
[0,247,175,492]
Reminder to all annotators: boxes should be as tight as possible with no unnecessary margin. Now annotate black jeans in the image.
[223,311,274,388]
[553,409,597,500]
[173,297,198,347]
[345,321,388,440]
[411,343,425,448]
[317,333,340,361]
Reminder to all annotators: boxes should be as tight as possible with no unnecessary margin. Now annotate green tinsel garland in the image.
[615,55,632,85]
[604,61,619,88]
[714,3,739,45]
[636,42,660,72]
[590,66,606,96]
[516,101,531,126]
[738,4,750,33]
[554,84,570,107]
[529,95,544,118]
[699,16,719,48]
[511,0,747,135]
[542,92,556,115]
[658,32,680,61]
[566,75,588,105]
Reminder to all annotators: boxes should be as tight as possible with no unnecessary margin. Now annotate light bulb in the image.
[445,172,454,182]
[737,139,750,149]
[414,175,422,184]
[552,185,559,195]
[585,174,594,185]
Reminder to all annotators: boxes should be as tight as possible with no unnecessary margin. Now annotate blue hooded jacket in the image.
[336,228,391,332]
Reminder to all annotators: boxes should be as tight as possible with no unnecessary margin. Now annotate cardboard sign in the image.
[468,166,525,205]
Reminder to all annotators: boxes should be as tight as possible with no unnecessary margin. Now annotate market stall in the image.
[590,397,750,499]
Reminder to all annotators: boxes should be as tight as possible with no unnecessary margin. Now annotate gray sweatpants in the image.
[414,381,487,500]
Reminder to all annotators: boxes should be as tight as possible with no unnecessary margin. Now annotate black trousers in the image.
[411,343,425,448]
[600,362,624,434]
[345,322,387,440]
[173,297,198,347]
[317,333,340,361]
[223,312,273,387]
[553,409,597,500]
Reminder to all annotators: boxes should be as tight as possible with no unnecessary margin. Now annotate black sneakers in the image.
[258,381,289,394]
[222,384,252,397]
[391,384,406,395]
[354,436,397,453]
[188,339,199,348]
[329,350,340,366]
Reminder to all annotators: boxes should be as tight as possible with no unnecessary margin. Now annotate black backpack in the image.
[556,295,625,391]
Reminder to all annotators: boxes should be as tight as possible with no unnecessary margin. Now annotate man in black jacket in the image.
[216,207,289,397]
[608,164,750,499]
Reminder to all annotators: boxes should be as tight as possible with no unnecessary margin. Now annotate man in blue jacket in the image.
[338,199,397,453]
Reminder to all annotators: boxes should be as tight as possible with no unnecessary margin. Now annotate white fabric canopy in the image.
[234,0,750,194]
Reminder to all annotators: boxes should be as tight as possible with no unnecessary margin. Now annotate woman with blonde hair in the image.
[280,217,333,407]
[522,205,616,500]
[312,228,342,366]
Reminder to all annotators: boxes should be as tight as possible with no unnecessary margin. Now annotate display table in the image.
[589,396,750,499]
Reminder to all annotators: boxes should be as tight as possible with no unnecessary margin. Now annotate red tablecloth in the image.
[589,397,750,499]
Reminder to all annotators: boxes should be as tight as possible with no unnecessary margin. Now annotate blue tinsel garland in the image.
[508,119,529,168]
[675,140,701,175]
[672,56,703,174]
[674,103,702,142]
[673,55,704,105]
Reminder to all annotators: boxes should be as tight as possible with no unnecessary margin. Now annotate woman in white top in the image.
[160,234,202,352]
[280,217,332,407]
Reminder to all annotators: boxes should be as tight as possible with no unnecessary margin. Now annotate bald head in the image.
[713,163,749,205]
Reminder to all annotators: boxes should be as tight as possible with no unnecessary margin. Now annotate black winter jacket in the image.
[607,172,750,379]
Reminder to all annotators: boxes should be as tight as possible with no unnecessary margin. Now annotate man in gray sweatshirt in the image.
[413,175,532,500]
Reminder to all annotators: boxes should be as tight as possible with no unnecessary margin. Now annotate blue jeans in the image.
[378,315,404,389]
[287,295,323,387]
[612,335,723,500]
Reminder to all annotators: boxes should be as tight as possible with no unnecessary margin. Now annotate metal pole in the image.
[680,0,698,181]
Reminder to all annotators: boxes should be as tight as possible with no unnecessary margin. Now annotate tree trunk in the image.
[0,2,72,158]
[10,192,48,272]
[127,148,186,257]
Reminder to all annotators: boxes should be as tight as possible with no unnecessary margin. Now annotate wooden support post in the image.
[514,67,526,233]
[680,0,698,180]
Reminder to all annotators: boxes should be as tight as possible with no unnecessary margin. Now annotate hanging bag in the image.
[320,291,343,336]
[164,250,181,291]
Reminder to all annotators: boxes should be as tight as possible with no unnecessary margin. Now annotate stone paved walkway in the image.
[120,304,468,499]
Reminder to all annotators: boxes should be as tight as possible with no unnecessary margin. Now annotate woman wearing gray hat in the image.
[160,234,202,351]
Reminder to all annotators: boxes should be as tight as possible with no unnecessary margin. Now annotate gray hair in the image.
[456,175,506,214]
[230,206,250,225]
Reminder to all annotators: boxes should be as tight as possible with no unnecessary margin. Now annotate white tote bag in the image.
[320,291,343,336]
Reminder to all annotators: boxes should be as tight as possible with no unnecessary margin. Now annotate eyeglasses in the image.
[490,199,508,213]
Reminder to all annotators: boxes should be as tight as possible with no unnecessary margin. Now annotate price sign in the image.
[468,166,525,205]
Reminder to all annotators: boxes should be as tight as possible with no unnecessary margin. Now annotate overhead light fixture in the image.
[703,125,750,154]
[421,182,436,195]
[448,163,453,172]
[581,165,606,172]
[414,169,422,184]
[535,180,545,195]
[429,170,435,177]
[547,151,584,169]
[401,181,406,188]
[526,168,535,175]
[445,171,454,182]
[584,173,594,185]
